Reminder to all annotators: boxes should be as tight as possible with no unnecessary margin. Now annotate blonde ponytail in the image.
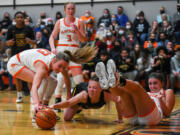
[64,45,96,64]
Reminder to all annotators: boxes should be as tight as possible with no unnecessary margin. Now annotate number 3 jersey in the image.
[7,49,55,74]
[58,18,80,48]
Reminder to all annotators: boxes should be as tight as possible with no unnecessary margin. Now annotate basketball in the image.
[35,108,57,129]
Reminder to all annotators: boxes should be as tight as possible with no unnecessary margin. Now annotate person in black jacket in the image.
[133,11,149,46]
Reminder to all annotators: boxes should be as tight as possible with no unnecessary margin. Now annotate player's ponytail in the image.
[64,45,96,64]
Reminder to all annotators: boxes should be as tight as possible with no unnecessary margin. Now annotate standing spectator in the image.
[6,11,35,103]
[133,11,150,46]
[0,12,12,30]
[115,6,129,27]
[80,10,95,42]
[170,47,180,90]
[97,9,111,28]
[173,3,180,44]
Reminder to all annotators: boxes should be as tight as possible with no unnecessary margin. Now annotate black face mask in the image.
[160,10,165,14]
[41,16,46,19]
[160,38,165,41]
[150,38,155,42]
[5,16,9,19]
[178,7,180,12]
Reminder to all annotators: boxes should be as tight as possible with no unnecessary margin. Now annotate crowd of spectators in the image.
[0,3,180,92]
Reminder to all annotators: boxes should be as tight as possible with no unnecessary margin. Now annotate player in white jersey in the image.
[49,2,87,108]
[7,46,96,112]
[95,59,175,125]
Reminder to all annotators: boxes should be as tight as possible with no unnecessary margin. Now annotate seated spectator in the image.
[55,11,63,22]
[35,31,46,49]
[24,17,34,28]
[157,32,169,47]
[133,11,150,46]
[104,30,114,52]
[149,20,160,40]
[109,40,122,60]
[125,21,134,33]
[125,31,137,50]
[96,23,107,41]
[115,47,138,81]
[156,6,171,24]
[158,13,171,27]
[160,20,174,42]
[109,14,119,38]
[136,48,153,89]
[151,46,171,88]
[115,6,129,27]
[0,12,12,30]
[80,10,95,42]
[97,8,111,28]
[46,18,54,33]
[116,27,126,46]
[130,44,142,65]
[0,53,13,90]
[173,3,180,44]
[170,47,180,90]
[166,41,175,57]
[144,33,158,56]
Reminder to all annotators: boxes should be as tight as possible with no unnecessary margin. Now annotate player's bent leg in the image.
[64,106,80,121]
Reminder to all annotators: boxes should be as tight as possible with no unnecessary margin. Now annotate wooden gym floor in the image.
[0,90,180,135]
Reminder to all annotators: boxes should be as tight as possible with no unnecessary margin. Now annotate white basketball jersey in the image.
[58,18,80,45]
[17,49,55,72]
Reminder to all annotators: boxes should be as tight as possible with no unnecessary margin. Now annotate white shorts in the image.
[7,55,26,77]
[56,46,82,68]
[124,98,163,125]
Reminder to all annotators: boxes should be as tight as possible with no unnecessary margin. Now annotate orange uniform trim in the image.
[34,60,49,71]
[56,44,79,48]
[138,102,156,117]
[13,66,26,78]
[16,53,21,63]
[123,112,137,118]
[68,66,82,70]
[63,18,75,27]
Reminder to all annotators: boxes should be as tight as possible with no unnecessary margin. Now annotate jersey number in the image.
[67,35,72,42]
[37,49,51,56]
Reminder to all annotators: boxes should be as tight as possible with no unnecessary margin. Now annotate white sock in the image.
[17,92,23,98]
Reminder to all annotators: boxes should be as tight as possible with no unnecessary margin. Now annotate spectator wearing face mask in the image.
[157,32,169,47]
[117,27,126,46]
[173,3,180,44]
[0,12,12,30]
[46,18,54,33]
[109,14,119,38]
[80,10,95,41]
[55,11,63,22]
[133,11,150,46]
[144,33,158,57]
[156,6,171,24]
[115,6,129,27]
[97,8,111,28]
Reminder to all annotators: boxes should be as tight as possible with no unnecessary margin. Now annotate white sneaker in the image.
[95,62,109,89]
[107,59,116,87]
[16,97,23,103]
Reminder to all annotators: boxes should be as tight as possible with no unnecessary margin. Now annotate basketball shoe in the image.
[107,59,116,87]
[95,62,109,89]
